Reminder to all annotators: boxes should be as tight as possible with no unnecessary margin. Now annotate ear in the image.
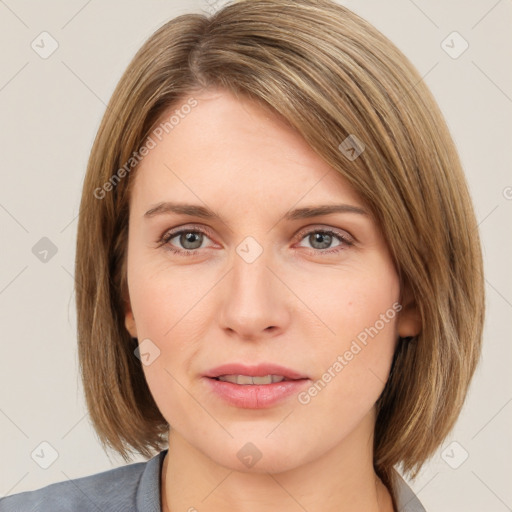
[124,296,138,339]
[397,286,422,338]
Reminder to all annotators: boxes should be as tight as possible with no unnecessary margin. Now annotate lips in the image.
[204,363,308,382]
[203,363,310,408]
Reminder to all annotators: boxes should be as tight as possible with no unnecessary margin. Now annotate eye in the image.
[158,227,214,256]
[296,228,354,254]
[157,225,354,257]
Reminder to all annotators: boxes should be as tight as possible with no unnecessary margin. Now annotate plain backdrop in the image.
[0,1,511,510]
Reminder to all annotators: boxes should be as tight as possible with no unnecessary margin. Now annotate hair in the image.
[75,0,484,497]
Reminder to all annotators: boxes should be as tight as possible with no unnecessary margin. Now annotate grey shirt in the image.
[0,449,426,511]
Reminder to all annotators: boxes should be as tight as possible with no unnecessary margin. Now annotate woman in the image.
[0,0,484,511]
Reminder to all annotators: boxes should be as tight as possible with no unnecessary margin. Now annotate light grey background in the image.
[0,1,511,510]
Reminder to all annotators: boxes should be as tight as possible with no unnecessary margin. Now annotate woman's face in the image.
[124,88,418,472]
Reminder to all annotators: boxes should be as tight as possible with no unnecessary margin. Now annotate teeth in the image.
[217,374,287,385]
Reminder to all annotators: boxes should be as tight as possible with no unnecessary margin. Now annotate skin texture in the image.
[124,88,421,512]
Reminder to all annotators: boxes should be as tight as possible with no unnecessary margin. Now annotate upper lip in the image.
[204,363,308,380]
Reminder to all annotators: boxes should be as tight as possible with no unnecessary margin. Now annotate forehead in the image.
[130,88,364,213]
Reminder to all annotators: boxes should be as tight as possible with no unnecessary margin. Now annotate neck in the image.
[160,411,394,512]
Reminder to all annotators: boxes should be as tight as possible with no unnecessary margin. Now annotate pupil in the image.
[182,232,202,249]
[312,233,331,249]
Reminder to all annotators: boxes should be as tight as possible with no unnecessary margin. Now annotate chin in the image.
[201,434,314,475]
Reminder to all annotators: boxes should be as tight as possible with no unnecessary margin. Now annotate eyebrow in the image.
[144,202,368,224]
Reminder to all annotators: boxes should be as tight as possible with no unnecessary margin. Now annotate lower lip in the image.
[204,377,310,409]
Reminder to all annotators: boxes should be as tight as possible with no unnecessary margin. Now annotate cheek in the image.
[127,253,210,338]
[127,259,214,423]
[297,265,400,349]
[295,267,400,405]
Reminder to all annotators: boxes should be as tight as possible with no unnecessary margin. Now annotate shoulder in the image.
[0,450,166,512]
[0,463,146,512]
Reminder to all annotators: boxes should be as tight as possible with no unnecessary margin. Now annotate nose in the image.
[217,245,291,341]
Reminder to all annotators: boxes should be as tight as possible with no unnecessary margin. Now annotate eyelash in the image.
[157,225,354,257]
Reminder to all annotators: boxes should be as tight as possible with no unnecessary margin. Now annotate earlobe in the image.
[124,308,138,339]
[397,304,422,338]
[397,289,422,338]
[122,284,138,338]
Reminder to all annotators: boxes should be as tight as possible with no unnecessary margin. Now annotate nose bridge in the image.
[232,240,271,299]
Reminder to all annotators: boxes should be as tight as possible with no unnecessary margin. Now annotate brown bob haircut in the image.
[75,0,484,487]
